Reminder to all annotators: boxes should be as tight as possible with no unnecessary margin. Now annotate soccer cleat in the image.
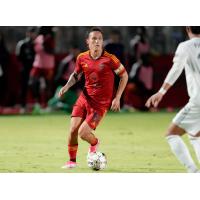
[61,161,77,169]
[88,139,100,154]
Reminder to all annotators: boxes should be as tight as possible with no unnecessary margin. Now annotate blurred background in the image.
[0,26,189,114]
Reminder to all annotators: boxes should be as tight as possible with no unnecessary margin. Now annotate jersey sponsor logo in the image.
[82,62,88,68]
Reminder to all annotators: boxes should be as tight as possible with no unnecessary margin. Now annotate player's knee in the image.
[195,131,200,137]
[70,125,79,136]
[165,129,171,137]
[165,125,185,137]
[165,127,176,137]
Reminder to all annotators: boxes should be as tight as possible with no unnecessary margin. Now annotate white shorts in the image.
[172,102,200,136]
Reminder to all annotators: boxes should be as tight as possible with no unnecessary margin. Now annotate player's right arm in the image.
[58,72,82,98]
[58,54,83,98]
[145,43,187,108]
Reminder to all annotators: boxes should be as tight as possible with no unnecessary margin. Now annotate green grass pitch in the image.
[0,112,198,172]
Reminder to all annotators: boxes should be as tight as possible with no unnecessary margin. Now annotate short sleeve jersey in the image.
[74,50,125,109]
[164,38,200,106]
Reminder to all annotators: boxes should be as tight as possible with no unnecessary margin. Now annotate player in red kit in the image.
[58,27,128,169]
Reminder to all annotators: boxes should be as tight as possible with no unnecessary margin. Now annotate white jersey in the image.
[164,37,200,106]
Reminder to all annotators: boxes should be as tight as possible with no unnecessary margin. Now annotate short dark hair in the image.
[86,27,103,38]
[189,26,200,34]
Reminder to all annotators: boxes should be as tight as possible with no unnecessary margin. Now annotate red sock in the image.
[68,144,78,162]
[91,138,98,146]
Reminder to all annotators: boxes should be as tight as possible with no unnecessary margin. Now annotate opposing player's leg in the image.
[166,123,199,173]
[189,131,200,165]
[62,117,84,169]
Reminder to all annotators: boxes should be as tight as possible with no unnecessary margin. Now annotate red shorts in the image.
[30,68,54,81]
[71,95,107,130]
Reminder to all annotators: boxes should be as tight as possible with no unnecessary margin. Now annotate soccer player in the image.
[58,27,128,168]
[146,27,200,173]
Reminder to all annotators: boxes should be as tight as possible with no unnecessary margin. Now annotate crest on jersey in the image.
[99,63,105,70]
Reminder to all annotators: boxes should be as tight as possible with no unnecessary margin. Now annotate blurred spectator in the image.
[104,29,126,107]
[104,29,125,64]
[16,27,37,109]
[129,27,150,62]
[54,45,80,86]
[123,53,153,111]
[0,31,9,106]
[48,45,82,112]
[29,26,56,111]
[124,27,152,111]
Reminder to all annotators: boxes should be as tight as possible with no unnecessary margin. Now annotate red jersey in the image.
[75,50,125,109]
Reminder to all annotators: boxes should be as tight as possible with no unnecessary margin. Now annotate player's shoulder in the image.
[104,51,119,62]
[77,50,89,60]
[177,39,193,50]
[174,40,192,60]
[175,40,190,55]
[104,50,115,58]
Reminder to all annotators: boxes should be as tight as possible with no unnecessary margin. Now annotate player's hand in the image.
[145,92,163,108]
[111,97,120,112]
[58,87,67,98]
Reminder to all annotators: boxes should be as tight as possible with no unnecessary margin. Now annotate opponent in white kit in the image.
[146,26,200,172]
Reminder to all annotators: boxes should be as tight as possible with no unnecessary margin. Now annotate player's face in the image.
[87,31,103,52]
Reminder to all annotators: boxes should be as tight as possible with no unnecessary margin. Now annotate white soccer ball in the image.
[87,152,107,171]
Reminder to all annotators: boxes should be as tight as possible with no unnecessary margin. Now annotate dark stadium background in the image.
[0,26,188,114]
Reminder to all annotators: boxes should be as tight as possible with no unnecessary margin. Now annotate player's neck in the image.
[189,34,200,39]
[90,49,103,60]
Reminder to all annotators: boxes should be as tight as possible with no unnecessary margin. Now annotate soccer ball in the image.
[87,152,107,171]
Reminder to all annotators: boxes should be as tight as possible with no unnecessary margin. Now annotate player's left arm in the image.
[111,64,128,112]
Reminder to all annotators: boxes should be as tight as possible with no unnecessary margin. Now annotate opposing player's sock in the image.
[68,144,78,162]
[88,138,99,153]
[166,135,198,173]
[189,136,200,163]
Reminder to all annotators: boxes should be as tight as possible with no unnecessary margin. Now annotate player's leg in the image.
[62,96,87,169]
[68,117,84,160]
[189,131,200,164]
[44,68,54,102]
[62,117,84,169]
[20,67,30,108]
[166,124,199,173]
[183,104,200,165]
[78,121,99,153]
[79,107,107,153]
[29,68,40,105]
